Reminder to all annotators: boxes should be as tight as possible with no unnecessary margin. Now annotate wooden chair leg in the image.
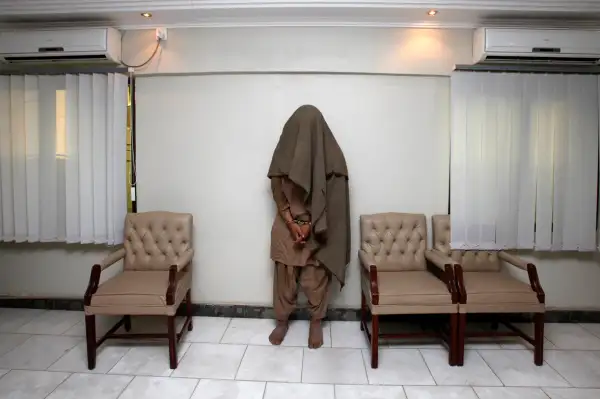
[168,315,177,369]
[186,290,193,331]
[457,313,466,366]
[85,315,97,370]
[449,313,458,366]
[534,313,544,366]
[360,291,366,331]
[123,315,132,332]
[371,314,379,369]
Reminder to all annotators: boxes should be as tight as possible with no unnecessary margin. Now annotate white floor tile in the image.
[545,350,600,388]
[335,384,407,399]
[362,349,435,386]
[171,343,246,379]
[236,345,303,382]
[544,324,600,350]
[191,380,266,399]
[0,335,82,370]
[544,388,600,399]
[302,348,367,384]
[0,333,31,357]
[119,376,198,399]
[0,370,70,399]
[0,309,46,333]
[0,369,7,377]
[62,316,122,337]
[46,373,133,399]
[184,317,231,343]
[421,349,502,386]
[474,387,550,399]
[220,319,274,346]
[281,320,332,348]
[404,386,479,399]
[331,321,367,349]
[48,342,130,374]
[478,350,569,387]
[263,382,334,399]
[580,323,600,339]
[16,310,82,335]
[108,342,190,377]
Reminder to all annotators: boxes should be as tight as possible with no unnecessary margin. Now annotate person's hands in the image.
[288,222,305,244]
[299,224,311,242]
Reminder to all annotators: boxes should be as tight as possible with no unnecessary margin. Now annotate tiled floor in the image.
[1,308,600,398]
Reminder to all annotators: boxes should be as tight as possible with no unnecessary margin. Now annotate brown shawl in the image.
[268,105,350,287]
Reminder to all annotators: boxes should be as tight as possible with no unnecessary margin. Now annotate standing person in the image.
[267,105,350,349]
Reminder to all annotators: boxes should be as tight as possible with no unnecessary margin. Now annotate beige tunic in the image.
[270,177,316,267]
[270,177,330,320]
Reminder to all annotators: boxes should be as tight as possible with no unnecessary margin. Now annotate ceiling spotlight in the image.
[427,9,438,16]
[141,12,152,18]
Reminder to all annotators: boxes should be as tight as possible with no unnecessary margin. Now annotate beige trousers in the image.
[273,262,331,321]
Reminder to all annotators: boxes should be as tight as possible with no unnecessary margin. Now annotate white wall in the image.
[135,73,450,307]
[1,26,600,310]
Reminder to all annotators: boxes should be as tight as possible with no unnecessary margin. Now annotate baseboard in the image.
[1,298,599,323]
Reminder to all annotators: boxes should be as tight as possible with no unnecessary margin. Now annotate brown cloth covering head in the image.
[268,105,350,287]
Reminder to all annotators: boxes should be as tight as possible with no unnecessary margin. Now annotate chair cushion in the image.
[463,272,538,304]
[90,271,191,308]
[376,271,452,306]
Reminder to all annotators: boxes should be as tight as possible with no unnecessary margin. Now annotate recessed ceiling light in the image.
[427,9,438,16]
[141,12,152,18]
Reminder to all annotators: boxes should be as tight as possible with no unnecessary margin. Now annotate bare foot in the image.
[269,320,289,345]
[308,319,324,349]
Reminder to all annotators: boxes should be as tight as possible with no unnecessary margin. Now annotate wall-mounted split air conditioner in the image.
[473,27,600,66]
[0,27,121,65]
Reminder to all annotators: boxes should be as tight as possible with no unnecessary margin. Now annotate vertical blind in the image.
[0,73,128,245]
[450,72,599,252]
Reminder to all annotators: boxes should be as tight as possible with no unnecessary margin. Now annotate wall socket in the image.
[155,27,168,41]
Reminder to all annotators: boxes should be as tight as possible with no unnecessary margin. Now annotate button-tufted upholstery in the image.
[360,213,427,271]
[432,214,543,313]
[85,212,194,316]
[359,213,457,315]
[432,215,501,272]
[124,212,193,271]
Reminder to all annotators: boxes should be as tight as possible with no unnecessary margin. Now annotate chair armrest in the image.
[453,264,467,304]
[100,248,126,270]
[84,249,126,306]
[498,251,528,270]
[174,249,194,272]
[358,250,374,271]
[425,249,458,303]
[499,251,545,304]
[166,249,195,305]
[358,250,379,305]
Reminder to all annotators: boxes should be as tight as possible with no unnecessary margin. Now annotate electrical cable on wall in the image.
[121,39,162,69]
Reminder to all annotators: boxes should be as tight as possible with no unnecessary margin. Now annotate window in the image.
[450,72,599,251]
[0,73,128,244]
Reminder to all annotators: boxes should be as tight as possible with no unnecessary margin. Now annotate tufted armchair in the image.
[432,215,545,366]
[84,212,194,370]
[359,213,459,368]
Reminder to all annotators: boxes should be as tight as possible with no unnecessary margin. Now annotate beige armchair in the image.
[359,213,459,368]
[431,215,545,366]
[84,212,194,370]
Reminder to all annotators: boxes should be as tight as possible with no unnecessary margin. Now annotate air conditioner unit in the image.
[0,28,121,64]
[473,28,600,65]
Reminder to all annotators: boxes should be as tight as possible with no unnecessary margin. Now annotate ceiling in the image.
[0,0,599,29]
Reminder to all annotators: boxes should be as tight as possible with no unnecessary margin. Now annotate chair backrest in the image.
[431,214,501,272]
[123,212,193,271]
[360,213,427,271]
